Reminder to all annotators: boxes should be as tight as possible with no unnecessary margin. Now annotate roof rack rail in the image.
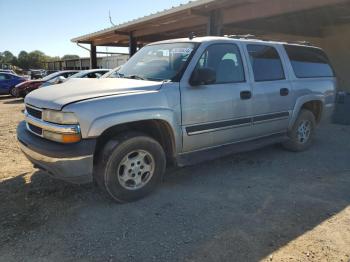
[225,34,257,39]
[258,38,313,46]
[288,40,312,46]
[224,35,313,46]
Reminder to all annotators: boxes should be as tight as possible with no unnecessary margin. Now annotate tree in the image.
[27,50,48,69]
[1,50,80,69]
[17,51,29,69]
[0,51,17,66]
[14,50,50,69]
[61,54,79,60]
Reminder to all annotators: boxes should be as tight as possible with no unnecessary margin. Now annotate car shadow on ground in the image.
[0,95,14,100]
[3,98,24,104]
[0,129,349,261]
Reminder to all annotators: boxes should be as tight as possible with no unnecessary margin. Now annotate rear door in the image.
[244,43,294,136]
[180,42,253,152]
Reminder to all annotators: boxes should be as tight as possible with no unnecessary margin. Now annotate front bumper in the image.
[17,121,96,184]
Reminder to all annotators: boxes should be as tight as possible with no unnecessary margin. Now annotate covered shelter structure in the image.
[72,0,350,90]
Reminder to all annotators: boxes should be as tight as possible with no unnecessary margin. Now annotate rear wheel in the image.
[282,109,316,152]
[95,132,166,203]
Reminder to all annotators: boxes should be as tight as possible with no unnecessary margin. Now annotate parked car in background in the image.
[0,72,26,96]
[0,69,16,75]
[100,66,120,78]
[30,69,46,79]
[40,69,110,87]
[67,69,110,80]
[13,70,79,97]
[18,36,336,202]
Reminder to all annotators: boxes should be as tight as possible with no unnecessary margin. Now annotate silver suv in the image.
[17,36,336,202]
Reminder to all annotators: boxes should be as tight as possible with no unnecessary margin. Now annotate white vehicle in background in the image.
[0,69,16,75]
[40,69,110,87]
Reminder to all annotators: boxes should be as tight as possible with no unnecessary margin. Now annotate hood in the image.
[25,78,163,110]
[16,79,44,88]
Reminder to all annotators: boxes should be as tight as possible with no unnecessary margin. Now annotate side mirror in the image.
[190,67,216,86]
[55,76,66,84]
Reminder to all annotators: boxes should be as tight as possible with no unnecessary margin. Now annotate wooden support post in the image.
[129,32,137,57]
[90,44,97,69]
[207,10,223,36]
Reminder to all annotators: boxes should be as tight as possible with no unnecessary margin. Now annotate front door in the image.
[180,43,253,152]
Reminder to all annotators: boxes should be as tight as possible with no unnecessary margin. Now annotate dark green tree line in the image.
[0,50,75,69]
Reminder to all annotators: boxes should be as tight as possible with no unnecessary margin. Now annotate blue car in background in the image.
[0,72,26,96]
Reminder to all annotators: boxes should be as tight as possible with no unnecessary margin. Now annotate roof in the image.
[151,36,317,48]
[71,0,214,43]
[71,0,350,47]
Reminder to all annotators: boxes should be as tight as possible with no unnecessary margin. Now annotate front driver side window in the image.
[195,43,245,84]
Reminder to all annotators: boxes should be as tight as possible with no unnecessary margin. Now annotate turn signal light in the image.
[43,130,81,144]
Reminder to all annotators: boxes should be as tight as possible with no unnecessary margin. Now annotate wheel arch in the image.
[93,118,179,168]
[289,95,325,129]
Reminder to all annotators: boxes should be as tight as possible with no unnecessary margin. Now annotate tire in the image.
[23,89,30,98]
[9,87,16,97]
[95,132,166,203]
[282,109,316,152]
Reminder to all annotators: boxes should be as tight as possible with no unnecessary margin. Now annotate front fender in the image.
[87,108,182,153]
[289,94,325,129]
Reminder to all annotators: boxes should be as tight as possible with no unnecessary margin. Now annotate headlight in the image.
[42,110,79,124]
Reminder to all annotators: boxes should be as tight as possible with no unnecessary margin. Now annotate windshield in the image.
[69,71,88,78]
[42,72,62,81]
[107,42,197,81]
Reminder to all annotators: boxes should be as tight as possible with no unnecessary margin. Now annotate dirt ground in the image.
[0,94,350,262]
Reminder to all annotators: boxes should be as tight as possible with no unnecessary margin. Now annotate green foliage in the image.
[0,50,79,69]
[61,54,79,60]
[0,51,17,66]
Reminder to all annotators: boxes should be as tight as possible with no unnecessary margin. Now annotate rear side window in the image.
[247,45,285,82]
[284,45,334,78]
[64,72,76,78]
[0,73,12,80]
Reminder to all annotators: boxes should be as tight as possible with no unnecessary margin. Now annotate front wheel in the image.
[282,109,316,152]
[95,133,166,203]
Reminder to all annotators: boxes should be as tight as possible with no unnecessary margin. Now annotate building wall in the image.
[99,55,128,69]
[263,23,350,92]
[319,24,350,92]
[45,54,128,71]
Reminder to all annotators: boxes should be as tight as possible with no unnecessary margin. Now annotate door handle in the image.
[240,90,252,100]
[280,88,289,96]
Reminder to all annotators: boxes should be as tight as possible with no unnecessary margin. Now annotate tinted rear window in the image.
[247,45,285,82]
[284,45,334,78]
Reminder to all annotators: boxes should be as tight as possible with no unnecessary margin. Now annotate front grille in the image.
[26,106,42,119]
[28,123,42,136]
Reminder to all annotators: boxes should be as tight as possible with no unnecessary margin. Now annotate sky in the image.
[0,0,191,58]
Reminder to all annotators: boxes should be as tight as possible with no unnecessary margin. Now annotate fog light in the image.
[43,130,81,143]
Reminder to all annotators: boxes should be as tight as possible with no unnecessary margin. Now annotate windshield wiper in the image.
[116,74,165,82]
[123,75,146,80]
